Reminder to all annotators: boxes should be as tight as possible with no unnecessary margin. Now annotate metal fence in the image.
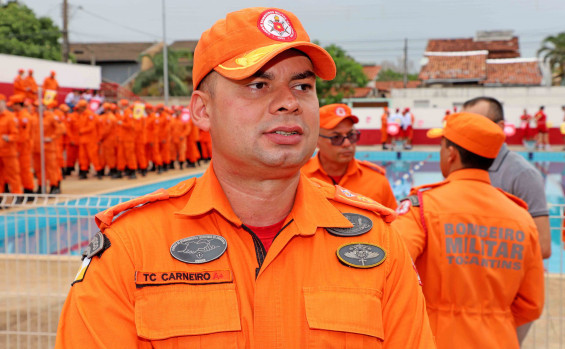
[0,194,563,348]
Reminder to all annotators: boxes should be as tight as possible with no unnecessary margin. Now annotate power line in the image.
[76,6,161,40]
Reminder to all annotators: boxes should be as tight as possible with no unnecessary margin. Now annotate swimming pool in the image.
[1,151,563,273]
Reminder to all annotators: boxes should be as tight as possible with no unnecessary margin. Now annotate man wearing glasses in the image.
[302,103,398,209]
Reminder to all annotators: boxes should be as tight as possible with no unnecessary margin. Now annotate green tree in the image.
[0,2,62,61]
[537,32,565,85]
[315,44,368,105]
[133,49,191,96]
[376,68,418,81]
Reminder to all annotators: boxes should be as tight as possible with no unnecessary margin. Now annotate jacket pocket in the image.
[135,283,241,348]
[304,286,384,349]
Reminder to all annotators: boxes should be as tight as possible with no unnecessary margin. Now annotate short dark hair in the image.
[445,138,494,170]
[463,96,504,123]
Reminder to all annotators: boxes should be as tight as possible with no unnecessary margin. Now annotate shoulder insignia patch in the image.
[337,243,386,268]
[359,160,386,175]
[95,178,196,229]
[397,195,419,215]
[326,213,373,237]
[81,231,111,260]
[333,186,397,223]
[72,257,92,285]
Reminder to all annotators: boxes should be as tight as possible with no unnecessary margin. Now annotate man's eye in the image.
[294,83,312,91]
[249,82,266,90]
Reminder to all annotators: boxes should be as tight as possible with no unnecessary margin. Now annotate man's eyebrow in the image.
[291,70,315,81]
[251,71,274,80]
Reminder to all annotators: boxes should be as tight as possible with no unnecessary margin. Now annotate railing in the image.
[0,194,563,348]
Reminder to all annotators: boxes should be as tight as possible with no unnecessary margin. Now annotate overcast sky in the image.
[20,0,565,71]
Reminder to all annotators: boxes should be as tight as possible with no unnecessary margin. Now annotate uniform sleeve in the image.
[392,206,427,261]
[55,229,149,348]
[382,224,435,348]
[380,181,398,210]
[511,167,548,217]
[511,224,545,326]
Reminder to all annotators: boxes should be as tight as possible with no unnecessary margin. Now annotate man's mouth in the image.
[273,130,300,136]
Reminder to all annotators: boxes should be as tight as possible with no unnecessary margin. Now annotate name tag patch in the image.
[326,213,373,237]
[337,243,386,269]
[135,270,232,286]
[170,235,227,264]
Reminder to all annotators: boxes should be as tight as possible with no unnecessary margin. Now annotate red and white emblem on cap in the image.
[257,9,297,42]
[335,107,347,117]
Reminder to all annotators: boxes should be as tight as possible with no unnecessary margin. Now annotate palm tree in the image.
[133,48,192,96]
[537,32,565,86]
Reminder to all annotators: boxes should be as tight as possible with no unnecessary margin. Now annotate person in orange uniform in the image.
[24,69,39,101]
[76,100,103,179]
[133,103,148,176]
[33,102,64,194]
[380,106,390,150]
[53,104,68,180]
[9,95,36,193]
[116,99,137,179]
[0,94,22,194]
[393,112,544,349]
[185,113,201,167]
[64,104,79,176]
[13,69,26,96]
[302,103,398,209]
[98,103,118,177]
[199,128,212,162]
[144,103,162,172]
[43,70,59,94]
[55,7,435,348]
[156,103,171,172]
[170,106,189,169]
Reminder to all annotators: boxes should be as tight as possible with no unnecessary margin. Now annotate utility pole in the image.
[403,38,408,88]
[62,0,69,62]
[162,0,169,106]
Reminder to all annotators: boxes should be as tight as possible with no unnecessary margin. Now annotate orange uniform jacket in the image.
[13,75,26,96]
[77,109,98,144]
[0,110,19,157]
[380,113,388,143]
[56,168,435,348]
[24,76,38,100]
[43,77,59,91]
[302,154,398,209]
[393,169,544,349]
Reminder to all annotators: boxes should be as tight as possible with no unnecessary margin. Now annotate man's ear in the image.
[446,143,459,165]
[189,90,211,131]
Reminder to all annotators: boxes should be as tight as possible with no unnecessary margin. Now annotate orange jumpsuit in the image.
[393,169,544,349]
[134,116,148,171]
[302,154,398,209]
[15,107,36,191]
[77,109,101,172]
[380,112,388,144]
[117,108,137,171]
[0,109,22,193]
[145,110,162,168]
[65,111,79,172]
[55,168,435,348]
[158,110,172,166]
[170,115,189,164]
[43,76,59,92]
[13,74,26,96]
[199,129,212,159]
[24,75,38,101]
[99,110,118,171]
[32,109,64,189]
[185,119,201,164]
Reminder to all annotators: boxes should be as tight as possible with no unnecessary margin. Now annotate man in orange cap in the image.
[13,69,26,96]
[0,94,22,194]
[302,103,397,209]
[33,101,64,193]
[115,99,137,179]
[9,94,36,193]
[56,8,434,348]
[156,103,172,172]
[393,112,544,349]
[144,103,162,172]
[43,70,59,92]
[24,69,38,101]
[75,100,103,179]
[98,103,118,177]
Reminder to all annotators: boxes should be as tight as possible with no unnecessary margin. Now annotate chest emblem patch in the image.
[326,213,373,237]
[337,243,386,268]
[170,235,227,264]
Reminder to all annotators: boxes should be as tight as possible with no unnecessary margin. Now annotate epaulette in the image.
[400,195,420,207]
[496,188,529,211]
[95,178,196,230]
[333,185,396,223]
[408,179,449,196]
[359,160,386,175]
[396,195,419,215]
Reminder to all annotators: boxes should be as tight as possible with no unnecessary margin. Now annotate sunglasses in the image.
[319,130,361,146]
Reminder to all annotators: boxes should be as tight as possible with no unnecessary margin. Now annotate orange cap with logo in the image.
[192,7,336,90]
[319,103,359,129]
[428,112,505,159]
[59,104,70,112]
[75,100,88,109]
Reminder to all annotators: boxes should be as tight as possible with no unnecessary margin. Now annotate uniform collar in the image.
[175,165,242,226]
[305,152,360,182]
[176,165,351,233]
[446,168,491,184]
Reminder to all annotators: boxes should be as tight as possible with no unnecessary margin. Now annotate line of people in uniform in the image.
[380,106,415,150]
[0,92,211,195]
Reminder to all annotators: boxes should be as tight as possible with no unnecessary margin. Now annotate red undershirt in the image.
[246,218,287,252]
[329,175,343,184]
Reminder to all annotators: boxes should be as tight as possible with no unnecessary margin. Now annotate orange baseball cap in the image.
[319,103,359,129]
[427,112,505,158]
[75,100,88,109]
[59,104,70,112]
[192,7,336,90]
[145,103,154,110]
[119,99,129,106]
[8,94,25,106]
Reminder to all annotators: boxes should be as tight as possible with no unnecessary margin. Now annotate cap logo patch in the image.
[335,107,347,117]
[170,235,227,264]
[257,9,297,42]
[337,243,386,268]
[326,213,373,237]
